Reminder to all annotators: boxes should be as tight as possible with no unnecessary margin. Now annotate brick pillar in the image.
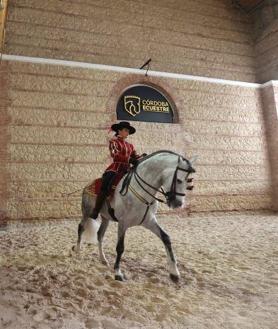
[0,61,10,228]
[261,82,278,211]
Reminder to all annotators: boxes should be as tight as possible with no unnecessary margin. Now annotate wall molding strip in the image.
[1,54,265,88]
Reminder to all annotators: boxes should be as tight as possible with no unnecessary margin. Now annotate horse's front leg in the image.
[114,223,127,281]
[143,218,180,282]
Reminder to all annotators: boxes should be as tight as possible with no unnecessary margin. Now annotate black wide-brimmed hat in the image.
[111,121,136,134]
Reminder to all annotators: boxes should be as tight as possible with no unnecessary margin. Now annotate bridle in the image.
[120,152,195,206]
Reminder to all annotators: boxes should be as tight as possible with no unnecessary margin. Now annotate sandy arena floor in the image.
[0,211,277,329]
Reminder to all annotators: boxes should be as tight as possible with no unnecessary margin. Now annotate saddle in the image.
[85,175,126,222]
[85,174,125,198]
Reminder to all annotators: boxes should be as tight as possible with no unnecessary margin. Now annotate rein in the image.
[120,151,194,206]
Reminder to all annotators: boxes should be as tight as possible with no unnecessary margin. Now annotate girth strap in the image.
[128,185,154,225]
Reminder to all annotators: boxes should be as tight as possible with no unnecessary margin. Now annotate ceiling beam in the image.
[232,0,266,14]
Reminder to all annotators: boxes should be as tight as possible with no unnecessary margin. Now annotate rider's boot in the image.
[91,192,106,219]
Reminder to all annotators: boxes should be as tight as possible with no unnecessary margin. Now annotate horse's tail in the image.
[82,218,100,244]
[81,188,100,244]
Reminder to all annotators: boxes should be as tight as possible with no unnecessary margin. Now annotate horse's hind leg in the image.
[72,217,87,252]
[72,191,95,253]
[143,218,180,282]
[98,216,110,265]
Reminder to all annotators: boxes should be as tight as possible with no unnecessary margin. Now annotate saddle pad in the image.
[86,178,102,196]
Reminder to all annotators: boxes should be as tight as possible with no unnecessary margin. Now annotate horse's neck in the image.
[137,153,177,189]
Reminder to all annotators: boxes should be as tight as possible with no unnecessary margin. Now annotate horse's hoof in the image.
[72,245,80,253]
[170,273,180,283]
[115,273,127,281]
[115,274,124,281]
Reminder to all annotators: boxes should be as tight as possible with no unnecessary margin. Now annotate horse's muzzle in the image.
[169,199,183,209]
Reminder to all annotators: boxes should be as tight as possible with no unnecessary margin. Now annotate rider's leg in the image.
[91,193,106,219]
[91,171,116,219]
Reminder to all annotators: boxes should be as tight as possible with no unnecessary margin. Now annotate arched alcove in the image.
[106,75,181,124]
[116,83,178,124]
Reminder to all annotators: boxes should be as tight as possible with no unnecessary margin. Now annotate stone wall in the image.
[0,60,271,220]
[3,0,256,82]
[253,0,278,82]
[255,19,278,83]
[0,0,275,221]
[0,62,11,227]
[261,82,278,210]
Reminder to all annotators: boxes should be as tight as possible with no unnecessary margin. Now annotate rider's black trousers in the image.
[100,171,117,196]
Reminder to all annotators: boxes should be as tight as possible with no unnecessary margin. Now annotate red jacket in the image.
[105,136,139,174]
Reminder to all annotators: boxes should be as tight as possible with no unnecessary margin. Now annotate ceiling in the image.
[232,0,265,13]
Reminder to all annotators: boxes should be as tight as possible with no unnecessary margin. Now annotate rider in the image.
[91,121,141,219]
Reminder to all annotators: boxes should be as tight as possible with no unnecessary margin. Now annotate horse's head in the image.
[162,156,196,209]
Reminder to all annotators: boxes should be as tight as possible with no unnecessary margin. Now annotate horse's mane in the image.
[137,150,187,167]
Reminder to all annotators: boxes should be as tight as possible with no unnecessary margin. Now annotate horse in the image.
[72,150,196,282]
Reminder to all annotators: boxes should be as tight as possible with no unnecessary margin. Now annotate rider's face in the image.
[118,128,130,139]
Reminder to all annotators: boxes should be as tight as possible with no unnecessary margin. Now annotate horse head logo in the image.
[124,96,141,117]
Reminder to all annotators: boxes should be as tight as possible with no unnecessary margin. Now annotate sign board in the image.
[117,85,174,123]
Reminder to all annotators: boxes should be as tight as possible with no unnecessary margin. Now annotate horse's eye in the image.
[177,179,183,184]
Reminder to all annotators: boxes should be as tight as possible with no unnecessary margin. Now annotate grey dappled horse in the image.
[73,150,196,282]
